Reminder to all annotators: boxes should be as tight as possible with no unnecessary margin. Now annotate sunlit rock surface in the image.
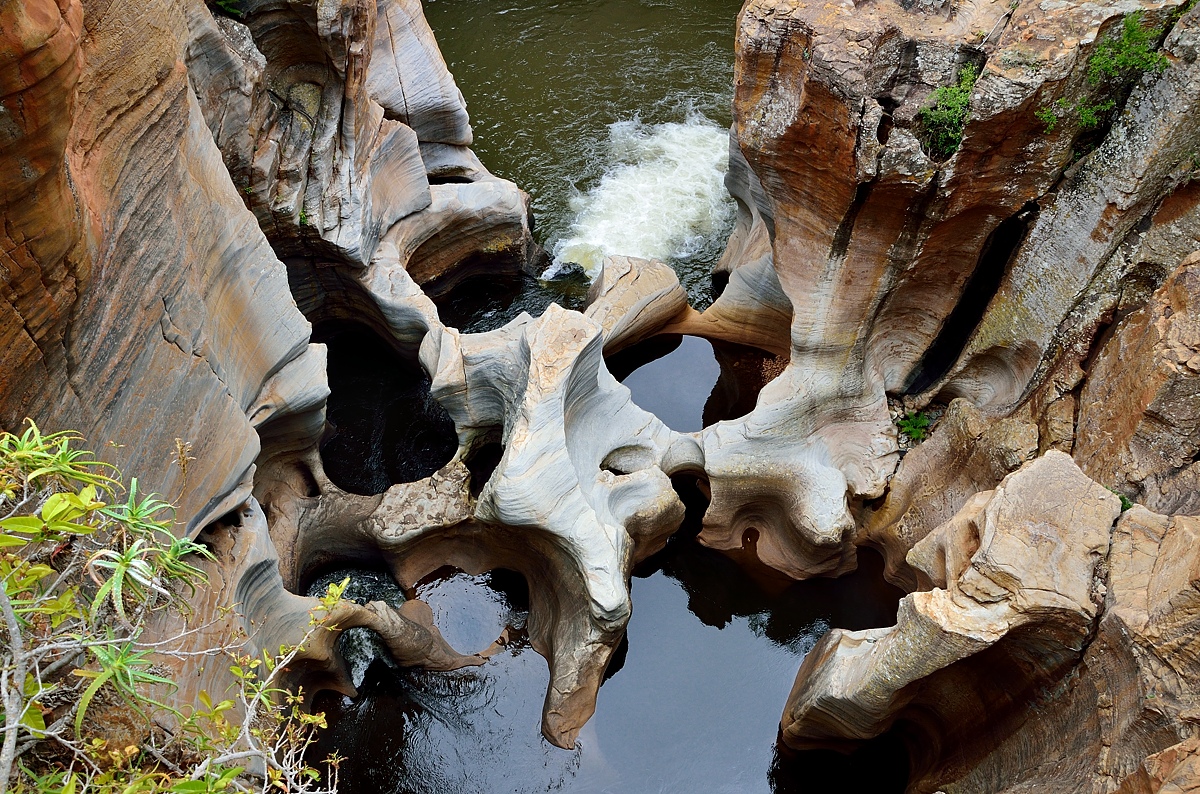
[781,453,1122,784]
[687,0,1200,583]
[860,399,1038,590]
[1075,252,1200,516]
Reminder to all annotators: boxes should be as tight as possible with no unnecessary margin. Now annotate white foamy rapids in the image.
[547,115,734,280]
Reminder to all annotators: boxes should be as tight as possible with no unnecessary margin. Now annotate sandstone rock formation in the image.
[781,452,1200,791]
[782,452,1123,786]
[1075,252,1200,516]
[7,0,1200,786]
[859,399,1038,590]
[685,0,1200,584]
[1,0,545,724]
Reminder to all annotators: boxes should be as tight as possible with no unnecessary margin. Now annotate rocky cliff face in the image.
[688,0,1200,788]
[1,0,542,727]
[5,0,1200,788]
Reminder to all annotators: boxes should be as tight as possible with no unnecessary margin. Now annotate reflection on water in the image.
[424,0,741,307]
[316,532,906,793]
[609,335,786,433]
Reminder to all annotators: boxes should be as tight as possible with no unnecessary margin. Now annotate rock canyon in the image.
[3,0,1200,789]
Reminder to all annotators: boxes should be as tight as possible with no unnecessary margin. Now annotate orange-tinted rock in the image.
[1075,252,1200,515]
[860,399,1037,590]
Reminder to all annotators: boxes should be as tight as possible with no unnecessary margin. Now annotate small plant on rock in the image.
[1037,11,1169,134]
[896,411,932,442]
[1106,485,1134,512]
[918,63,978,161]
[0,420,343,794]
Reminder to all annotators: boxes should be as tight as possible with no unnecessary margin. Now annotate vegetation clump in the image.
[896,411,932,442]
[1106,485,1134,512]
[0,421,343,794]
[918,64,979,161]
[1037,11,1169,133]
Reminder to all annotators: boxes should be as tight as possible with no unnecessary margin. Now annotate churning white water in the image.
[547,114,734,280]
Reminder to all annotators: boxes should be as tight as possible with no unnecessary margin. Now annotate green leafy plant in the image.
[0,420,343,794]
[1035,106,1059,133]
[897,411,932,442]
[208,0,243,18]
[1106,486,1134,512]
[1037,11,1169,134]
[1087,11,1169,84]
[918,63,978,161]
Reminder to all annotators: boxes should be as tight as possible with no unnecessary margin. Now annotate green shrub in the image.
[918,64,978,161]
[1106,485,1134,512]
[0,421,342,794]
[1087,11,1169,85]
[1037,11,1168,133]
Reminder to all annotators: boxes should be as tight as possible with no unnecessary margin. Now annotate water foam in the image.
[547,113,733,280]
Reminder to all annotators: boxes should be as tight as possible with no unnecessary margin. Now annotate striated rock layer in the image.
[7,0,1200,785]
[683,0,1200,583]
[1,0,547,729]
[785,452,1200,793]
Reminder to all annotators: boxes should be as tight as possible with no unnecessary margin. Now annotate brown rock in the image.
[781,453,1122,786]
[860,398,1037,590]
[1076,252,1200,515]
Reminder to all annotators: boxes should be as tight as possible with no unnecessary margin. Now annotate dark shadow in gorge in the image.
[639,476,905,652]
[314,321,458,496]
[430,270,591,334]
[903,201,1038,395]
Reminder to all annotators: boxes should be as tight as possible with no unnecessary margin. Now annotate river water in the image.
[423,0,740,310]
[309,3,913,790]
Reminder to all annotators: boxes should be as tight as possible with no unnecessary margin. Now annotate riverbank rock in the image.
[781,448,1200,792]
[1,0,548,723]
[859,399,1038,590]
[691,0,1200,581]
[781,453,1122,782]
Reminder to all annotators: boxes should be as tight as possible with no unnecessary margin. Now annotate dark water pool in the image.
[314,322,458,495]
[608,335,786,432]
[431,271,591,335]
[313,523,906,793]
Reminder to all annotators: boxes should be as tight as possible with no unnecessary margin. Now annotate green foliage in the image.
[918,64,978,161]
[298,209,309,227]
[896,411,932,442]
[1035,106,1059,133]
[0,420,342,794]
[1037,11,1169,134]
[1087,11,1169,85]
[1106,486,1134,512]
[208,0,242,18]
[1074,98,1117,128]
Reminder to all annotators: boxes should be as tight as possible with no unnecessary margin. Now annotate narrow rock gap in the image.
[828,182,874,267]
[903,200,1039,394]
[464,437,504,497]
[312,320,457,496]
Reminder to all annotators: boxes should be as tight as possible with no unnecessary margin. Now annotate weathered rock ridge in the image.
[5,0,1200,787]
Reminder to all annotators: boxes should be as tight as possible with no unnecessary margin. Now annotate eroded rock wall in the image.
[1,0,547,724]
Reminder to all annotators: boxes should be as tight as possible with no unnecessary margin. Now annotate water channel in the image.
[423,0,741,312]
[309,2,913,789]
